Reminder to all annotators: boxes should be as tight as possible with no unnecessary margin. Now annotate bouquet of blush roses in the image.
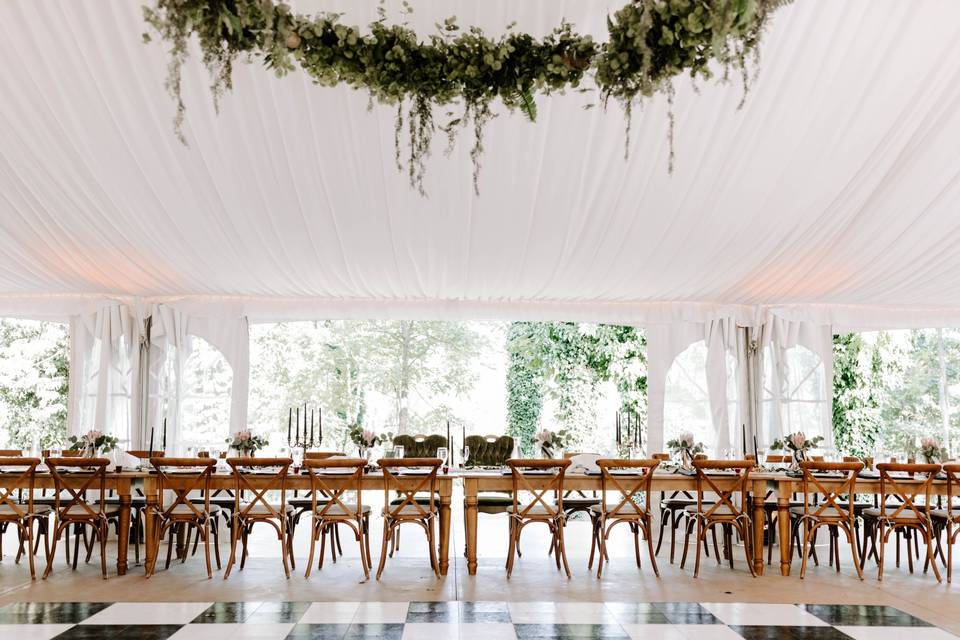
[348,425,388,448]
[535,429,570,458]
[226,429,268,455]
[920,437,945,464]
[666,431,705,469]
[771,431,823,469]
[68,430,119,457]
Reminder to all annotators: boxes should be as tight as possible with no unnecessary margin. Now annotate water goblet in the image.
[462,445,470,467]
[436,447,449,463]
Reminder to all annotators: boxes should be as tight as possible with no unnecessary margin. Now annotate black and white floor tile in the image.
[0,601,954,640]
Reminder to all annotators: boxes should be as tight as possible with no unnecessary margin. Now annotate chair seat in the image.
[588,504,649,518]
[559,497,601,508]
[662,497,696,508]
[788,506,852,520]
[239,504,295,517]
[506,504,561,518]
[477,494,513,506]
[390,496,436,506]
[314,504,371,517]
[161,504,222,518]
[931,509,960,522]
[0,504,52,518]
[862,507,923,522]
[384,505,436,518]
[60,503,120,518]
[290,497,329,508]
[683,504,740,518]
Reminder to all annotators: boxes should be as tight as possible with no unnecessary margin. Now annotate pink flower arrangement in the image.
[771,431,823,453]
[227,429,267,453]
[920,437,942,462]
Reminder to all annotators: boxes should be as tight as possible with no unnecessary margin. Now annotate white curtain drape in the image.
[757,317,834,449]
[67,303,142,445]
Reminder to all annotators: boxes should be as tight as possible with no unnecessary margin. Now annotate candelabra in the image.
[286,403,323,449]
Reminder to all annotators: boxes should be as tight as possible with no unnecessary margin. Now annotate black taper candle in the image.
[635,412,639,446]
[162,417,167,450]
[742,424,747,457]
[753,435,759,458]
[446,420,451,465]
[295,406,300,444]
[288,408,292,445]
[310,409,315,446]
[148,426,155,460]
[616,412,620,445]
[319,407,323,445]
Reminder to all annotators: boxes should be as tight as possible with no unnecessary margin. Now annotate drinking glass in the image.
[462,445,470,467]
[756,448,767,467]
[436,447,449,463]
[292,446,304,469]
[394,445,405,459]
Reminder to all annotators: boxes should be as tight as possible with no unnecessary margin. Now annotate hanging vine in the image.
[143,0,790,194]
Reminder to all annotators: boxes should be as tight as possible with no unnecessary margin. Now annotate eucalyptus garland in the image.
[143,0,789,194]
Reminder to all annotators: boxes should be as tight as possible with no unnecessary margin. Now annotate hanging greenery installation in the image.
[143,0,790,194]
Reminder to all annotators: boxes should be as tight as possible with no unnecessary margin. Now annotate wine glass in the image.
[436,447,449,464]
[756,447,767,467]
[462,445,470,467]
[292,446,304,469]
[394,445,405,459]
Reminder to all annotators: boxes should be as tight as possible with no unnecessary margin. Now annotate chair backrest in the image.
[304,451,346,460]
[798,460,863,522]
[0,457,40,519]
[151,457,216,519]
[506,458,570,519]
[463,435,513,466]
[0,449,24,456]
[304,457,366,519]
[651,453,670,461]
[226,457,292,520]
[692,459,753,519]
[46,457,110,519]
[43,450,81,458]
[391,434,448,458]
[596,458,659,517]
[378,458,442,519]
[944,463,960,522]
[765,454,788,463]
[877,462,939,520]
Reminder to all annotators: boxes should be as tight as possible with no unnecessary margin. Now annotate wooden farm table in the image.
[0,470,141,576]
[140,470,457,576]
[762,472,951,577]
[460,469,770,576]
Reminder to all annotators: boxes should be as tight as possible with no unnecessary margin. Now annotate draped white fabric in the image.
[1,1,960,325]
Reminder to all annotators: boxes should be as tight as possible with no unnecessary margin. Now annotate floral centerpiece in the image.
[666,432,705,470]
[771,432,823,470]
[535,429,570,459]
[226,429,268,456]
[67,430,119,458]
[348,425,388,461]
[920,437,945,464]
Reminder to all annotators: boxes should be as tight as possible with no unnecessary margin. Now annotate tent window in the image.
[178,336,233,449]
[664,342,712,452]
[762,344,825,442]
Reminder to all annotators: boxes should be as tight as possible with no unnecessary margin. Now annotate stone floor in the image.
[0,501,957,638]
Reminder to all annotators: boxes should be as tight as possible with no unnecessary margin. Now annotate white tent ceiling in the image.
[2,1,960,325]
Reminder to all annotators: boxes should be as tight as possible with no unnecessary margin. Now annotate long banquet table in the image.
[0,468,950,579]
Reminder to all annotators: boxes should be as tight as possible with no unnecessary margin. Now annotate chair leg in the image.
[305,519,319,578]
[280,522,291,579]
[99,521,108,579]
[555,519,571,579]
[655,509,669,557]
[376,520,390,580]
[506,519,518,579]
[644,520,660,578]
[679,518,695,569]
[923,526,942,583]
[711,526,721,564]
[25,522,36,580]
[212,518,221,570]
[693,521,704,578]
[633,523,642,568]
[202,521,213,579]
[223,516,241,579]
[426,519,440,579]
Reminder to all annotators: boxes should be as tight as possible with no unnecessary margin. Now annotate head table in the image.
[1,468,949,578]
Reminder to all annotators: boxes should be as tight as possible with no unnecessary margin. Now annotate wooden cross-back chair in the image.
[376,457,442,579]
[589,458,660,578]
[932,463,960,583]
[866,462,942,582]
[505,458,572,579]
[303,457,371,580]
[680,459,755,578]
[790,460,864,579]
[43,457,118,579]
[651,452,708,565]
[290,451,347,565]
[223,457,294,579]
[147,457,221,578]
[0,457,49,579]
[0,450,52,565]
[123,450,165,565]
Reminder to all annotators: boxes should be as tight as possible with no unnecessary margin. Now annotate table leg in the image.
[464,479,478,575]
[439,494,451,576]
[751,481,765,576]
[777,481,792,576]
[144,479,159,574]
[116,490,132,576]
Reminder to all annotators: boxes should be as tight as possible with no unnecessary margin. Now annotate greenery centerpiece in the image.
[535,428,570,458]
[142,0,790,194]
[666,431,704,470]
[227,429,268,456]
[771,431,823,470]
[68,430,119,458]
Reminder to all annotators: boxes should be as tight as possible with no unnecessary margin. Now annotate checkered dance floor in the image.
[0,601,954,639]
